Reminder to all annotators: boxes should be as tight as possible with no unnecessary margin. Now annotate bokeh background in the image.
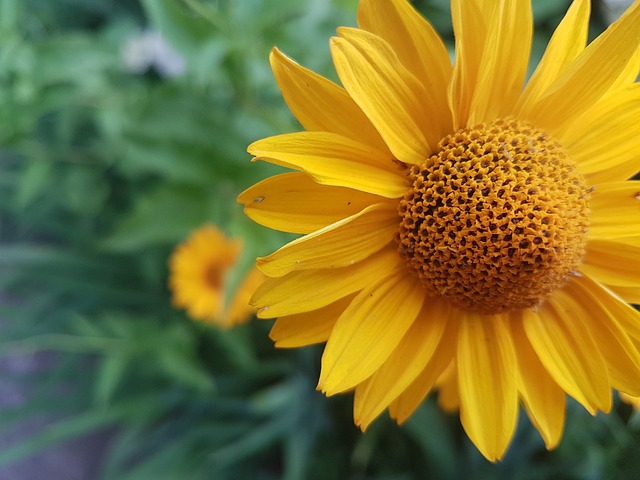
[1,0,639,478]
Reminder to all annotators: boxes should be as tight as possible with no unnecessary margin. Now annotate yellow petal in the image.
[568,274,640,347]
[330,28,435,163]
[448,0,487,129]
[252,247,398,318]
[561,84,640,183]
[436,362,460,413]
[387,320,459,424]
[560,275,640,396]
[356,0,452,135]
[353,297,451,430]
[457,313,518,462]
[318,269,425,395]
[516,0,590,114]
[523,294,611,414]
[581,237,640,287]
[224,267,265,328]
[270,47,388,152]
[589,182,640,239]
[620,391,640,409]
[519,0,640,136]
[608,285,640,304]
[249,132,407,198]
[238,172,384,234]
[610,40,640,91]
[467,0,533,124]
[510,315,566,450]
[257,202,396,278]
[269,296,354,348]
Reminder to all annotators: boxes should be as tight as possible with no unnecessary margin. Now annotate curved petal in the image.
[516,0,590,114]
[225,267,265,327]
[610,41,640,91]
[269,295,354,348]
[510,314,566,450]
[620,391,640,408]
[257,202,397,277]
[388,320,459,424]
[436,362,460,412]
[589,182,640,239]
[249,132,407,198]
[354,297,451,430]
[568,274,640,345]
[252,247,399,318]
[559,275,640,396]
[608,285,640,304]
[318,269,425,395]
[330,28,435,163]
[270,48,389,152]
[238,172,386,234]
[523,293,611,414]
[357,0,452,134]
[457,313,518,462]
[562,84,640,183]
[581,237,640,287]
[448,0,487,129]
[519,0,640,136]
[467,0,533,124]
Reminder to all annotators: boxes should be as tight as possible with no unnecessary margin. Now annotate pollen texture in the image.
[396,118,591,314]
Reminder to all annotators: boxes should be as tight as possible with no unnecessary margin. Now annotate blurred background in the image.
[0,0,638,478]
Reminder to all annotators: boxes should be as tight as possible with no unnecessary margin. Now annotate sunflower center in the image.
[396,118,591,314]
[205,264,224,290]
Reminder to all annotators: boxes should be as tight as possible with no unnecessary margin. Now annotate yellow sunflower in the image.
[239,0,640,461]
[168,225,263,328]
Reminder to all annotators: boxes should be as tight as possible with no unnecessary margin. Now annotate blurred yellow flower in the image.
[169,225,263,328]
[240,0,640,461]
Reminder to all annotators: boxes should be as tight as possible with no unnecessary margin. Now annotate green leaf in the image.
[102,184,211,252]
[154,344,216,393]
[94,354,130,406]
[0,403,129,468]
[15,157,53,209]
[32,35,117,88]
[141,0,213,52]
[532,0,572,23]
[140,0,233,86]
[403,400,458,479]
[0,0,20,33]
[209,414,294,468]
[0,244,119,271]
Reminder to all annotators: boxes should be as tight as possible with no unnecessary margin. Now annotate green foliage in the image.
[0,0,637,479]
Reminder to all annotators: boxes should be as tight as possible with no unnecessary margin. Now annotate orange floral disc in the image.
[397,118,591,313]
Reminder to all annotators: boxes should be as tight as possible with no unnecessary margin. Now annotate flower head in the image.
[169,225,262,328]
[240,0,640,461]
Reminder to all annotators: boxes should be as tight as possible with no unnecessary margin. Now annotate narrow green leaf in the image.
[154,347,215,393]
[16,158,52,209]
[94,355,130,407]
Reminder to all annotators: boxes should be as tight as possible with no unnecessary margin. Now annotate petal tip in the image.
[269,46,290,67]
